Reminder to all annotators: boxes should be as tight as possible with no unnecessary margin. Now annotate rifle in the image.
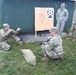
[37,38,51,46]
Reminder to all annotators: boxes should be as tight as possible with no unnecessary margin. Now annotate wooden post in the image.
[35,31,37,38]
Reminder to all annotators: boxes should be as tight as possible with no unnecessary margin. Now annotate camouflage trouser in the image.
[1,41,11,51]
[56,20,65,35]
[12,35,20,42]
[69,23,76,38]
[71,31,76,38]
[41,44,63,59]
[46,50,63,59]
[0,35,20,51]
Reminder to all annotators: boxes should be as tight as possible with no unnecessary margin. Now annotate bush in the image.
[0,24,2,29]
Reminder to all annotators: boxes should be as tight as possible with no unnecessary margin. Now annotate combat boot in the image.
[41,56,49,61]
[72,38,76,42]
[18,41,24,45]
[53,58,62,62]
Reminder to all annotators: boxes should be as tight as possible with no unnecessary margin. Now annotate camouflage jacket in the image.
[56,8,69,21]
[45,34,63,55]
[0,28,18,42]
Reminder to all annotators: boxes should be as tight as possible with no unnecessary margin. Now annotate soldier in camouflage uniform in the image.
[0,23,23,51]
[41,27,63,61]
[69,10,76,41]
[56,3,69,35]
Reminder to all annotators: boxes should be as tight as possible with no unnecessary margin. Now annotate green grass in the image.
[0,37,76,75]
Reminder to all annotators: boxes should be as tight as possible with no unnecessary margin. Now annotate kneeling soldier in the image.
[0,23,23,51]
[41,27,63,61]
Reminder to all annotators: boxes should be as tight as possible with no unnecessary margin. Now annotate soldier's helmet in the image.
[3,23,10,28]
[49,27,58,33]
[61,3,65,6]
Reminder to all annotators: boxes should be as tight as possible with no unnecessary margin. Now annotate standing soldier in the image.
[56,3,69,35]
[0,23,23,51]
[41,27,63,61]
[69,10,76,41]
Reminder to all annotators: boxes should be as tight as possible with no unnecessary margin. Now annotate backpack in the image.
[21,49,36,66]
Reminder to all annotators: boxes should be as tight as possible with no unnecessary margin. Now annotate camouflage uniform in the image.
[56,3,69,35]
[41,34,63,59]
[69,10,76,38]
[0,24,20,51]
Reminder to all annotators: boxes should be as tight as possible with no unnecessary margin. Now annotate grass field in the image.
[0,37,76,75]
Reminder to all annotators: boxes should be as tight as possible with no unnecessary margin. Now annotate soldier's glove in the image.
[72,21,75,24]
[42,41,47,45]
[16,27,21,32]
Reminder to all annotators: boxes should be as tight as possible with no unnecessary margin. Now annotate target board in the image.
[35,7,54,38]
